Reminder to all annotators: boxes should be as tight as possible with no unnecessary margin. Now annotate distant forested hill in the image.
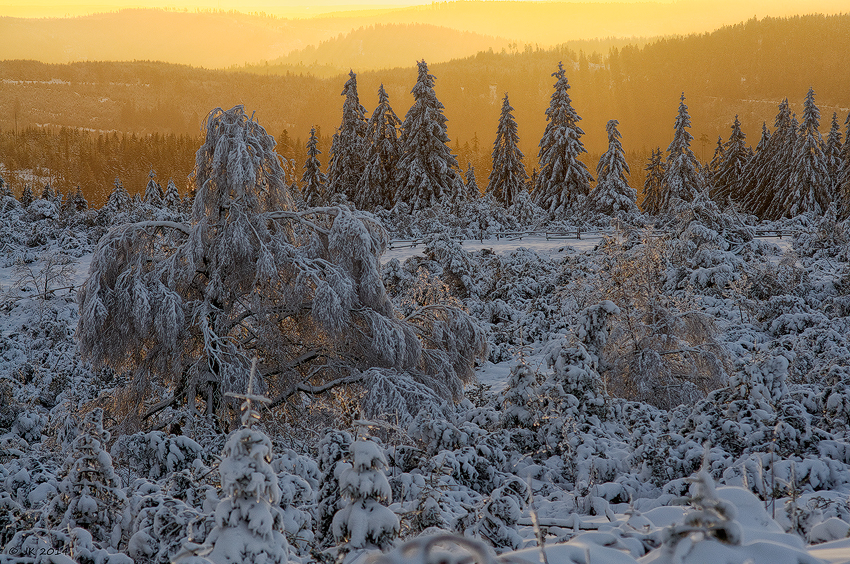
[1,13,848,202]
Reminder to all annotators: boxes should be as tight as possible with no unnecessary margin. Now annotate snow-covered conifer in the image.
[500,361,538,429]
[751,99,797,219]
[839,112,850,216]
[356,84,401,211]
[487,93,527,207]
[41,182,55,201]
[706,135,724,184]
[712,115,751,205]
[68,186,89,212]
[19,184,34,207]
[143,170,164,208]
[332,430,399,555]
[586,119,637,216]
[163,179,181,209]
[660,468,742,556]
[778,87,829,217]
[328,70,368,203]
[316,429,353,547]
[177,365,293,564]
[468,479,525,552]
[460,164,480,204]
[660,93,703,210]
[824,111,843,204]
[43,408,128,548]
[0,174,11,198]
[302,126,329,207]
[533,61,592,217]
[641,147,665,214]
[395,60,465,210]
[105,177,132,215]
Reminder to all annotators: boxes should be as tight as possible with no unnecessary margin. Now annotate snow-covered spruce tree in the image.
[711,115,751,205]
[705,136,724,187]
[105,177,132,216]
[641,147,665,215]
[464,163,480,201]
[143,170,164,208]
[19,184,34,207]
[737,122,772,217]
[467,479,525,553]
[176,367,293,564]
[660,468,742,557]
[316,429,353,548]
[533,61,592,217]
[777,87,829,217]
[586,119,637,217]
[301,126,329,208]
[487,93,527,207]
[0,174,11,198]
[41,182,55,201]
[332,428,399,558]
[824,112,843,204]
[499,360,538,429]
[77,105,485,431]
[42,408,128,548]
[328,70,368,204]
[355,84,401,211]
[745,99,797,219]
[659,93,703,211]
[68,186,89,212]
[164,179,182,209]
[395,60,465,210]
[840,112,850,216]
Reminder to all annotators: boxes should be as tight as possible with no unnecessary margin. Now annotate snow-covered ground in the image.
[383,234,793,263]
[3,191,850,564]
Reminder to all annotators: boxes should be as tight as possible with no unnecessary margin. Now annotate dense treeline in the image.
[0,127,198,206]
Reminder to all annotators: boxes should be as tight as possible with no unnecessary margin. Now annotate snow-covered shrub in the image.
[499,361,539,429]
[110,430,203,481]
[10,410,48,443]
[423,232,478,298]
[127,487,205,564]
[597,231,728,408]
[465,478,526,552]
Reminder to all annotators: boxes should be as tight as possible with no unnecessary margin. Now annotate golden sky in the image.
[4,0,838,19]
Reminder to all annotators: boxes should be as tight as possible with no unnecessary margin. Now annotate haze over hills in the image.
[1,1,848,70]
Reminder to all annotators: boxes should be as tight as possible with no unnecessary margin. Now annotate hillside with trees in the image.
[1,13,848,206]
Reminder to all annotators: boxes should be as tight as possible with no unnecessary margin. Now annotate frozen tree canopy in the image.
[77,105,485,430]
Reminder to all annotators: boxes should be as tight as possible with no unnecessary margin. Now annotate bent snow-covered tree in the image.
[77,105,485,430]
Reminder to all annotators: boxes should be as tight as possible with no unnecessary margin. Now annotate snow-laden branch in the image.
[268,370,364,409]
